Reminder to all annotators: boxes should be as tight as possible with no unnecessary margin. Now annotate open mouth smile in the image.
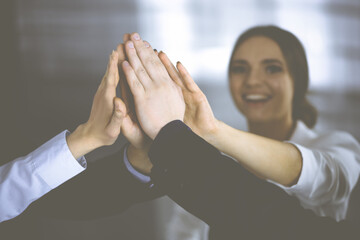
[242,94,272,104]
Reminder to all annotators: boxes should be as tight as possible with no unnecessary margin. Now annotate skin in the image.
[229,36,295,141]
[117,33,185,174]
[66,50,127,159]
[122,33,185,140]
[115,34,154,174]
[174,36,302,186]
[121,34,302,187]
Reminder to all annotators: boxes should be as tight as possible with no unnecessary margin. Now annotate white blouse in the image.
[272,121,360,221]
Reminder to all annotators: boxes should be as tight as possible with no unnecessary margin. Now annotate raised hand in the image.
[67,50,126,159]
[115,38,151,152]
[121,33,185,140]
[158,52,220,142]
[115,34,152,174]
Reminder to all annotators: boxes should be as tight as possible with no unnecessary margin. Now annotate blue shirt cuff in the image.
[123,145,151,184]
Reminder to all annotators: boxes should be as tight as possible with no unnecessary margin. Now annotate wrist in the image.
[150,118,182,140]
[202,119,222,146]
[66,124,102,159]
[128,144,153,175]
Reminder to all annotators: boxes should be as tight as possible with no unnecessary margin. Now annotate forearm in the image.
[205,121,302,187]
[148,120,246,226]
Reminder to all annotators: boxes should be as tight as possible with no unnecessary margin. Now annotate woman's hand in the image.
[66,50,126,159]
[158,52,220,144]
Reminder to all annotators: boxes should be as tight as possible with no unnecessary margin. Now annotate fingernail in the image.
[133,33,140,40]
[123,61,130,67]
[112,50,118,58]
[144,41,150,48]
[128,42,134,49]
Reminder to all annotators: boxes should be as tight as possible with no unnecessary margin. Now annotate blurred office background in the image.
[1,0,359,239]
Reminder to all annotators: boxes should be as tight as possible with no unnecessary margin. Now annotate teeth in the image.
[244,94,268,101]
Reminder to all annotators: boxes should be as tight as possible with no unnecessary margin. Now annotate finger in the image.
[119,74,137,122]
[121,114,137,141]
[177,61,200,93]
[130,32,168,84]
[123,33,131,43]
[106,97,126,136]
[116,43,127,63]
[121,33,131,62]
[125,40,152,88]
[117,41,137,122]
[115,97,127,115]
[117,43,131,111]
[121,114,145,149]
[158,51,185,89]
[119,69,137,123]
[104,50,120,87]
[119,62,132,109]
[149,45,160,59]
[122,60,145,97]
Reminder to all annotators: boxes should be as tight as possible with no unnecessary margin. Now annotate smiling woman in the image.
[217,26,360,216]
[229,26,317,133]
[156,26,360,237]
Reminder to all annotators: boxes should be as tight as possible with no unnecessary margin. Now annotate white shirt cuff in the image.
[32,130,87,189]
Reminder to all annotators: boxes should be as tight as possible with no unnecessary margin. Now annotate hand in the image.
[158,52,220,142]
[116,35,153,174]
[67,50,126,159]
[117,34,151,150]
[122,33,185,140]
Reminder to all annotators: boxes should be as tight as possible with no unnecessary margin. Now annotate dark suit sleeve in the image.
[147,120,352,239]
[25,145,163,220]
[148,120,248,229]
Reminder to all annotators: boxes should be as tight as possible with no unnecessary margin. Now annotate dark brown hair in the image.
[229,25,317,128]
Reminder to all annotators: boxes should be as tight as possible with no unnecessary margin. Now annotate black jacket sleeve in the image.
[148,120,251,228]
[26,145,163,220]
[147,120,350,239]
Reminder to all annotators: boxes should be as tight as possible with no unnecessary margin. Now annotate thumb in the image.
[121,114,138,140]
[121,113,148,150]
[106,97,126,135]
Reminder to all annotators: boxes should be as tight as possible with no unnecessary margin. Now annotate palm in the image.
[158,52,218,139]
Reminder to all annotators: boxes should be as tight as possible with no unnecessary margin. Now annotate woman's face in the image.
[229,36,294,124]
